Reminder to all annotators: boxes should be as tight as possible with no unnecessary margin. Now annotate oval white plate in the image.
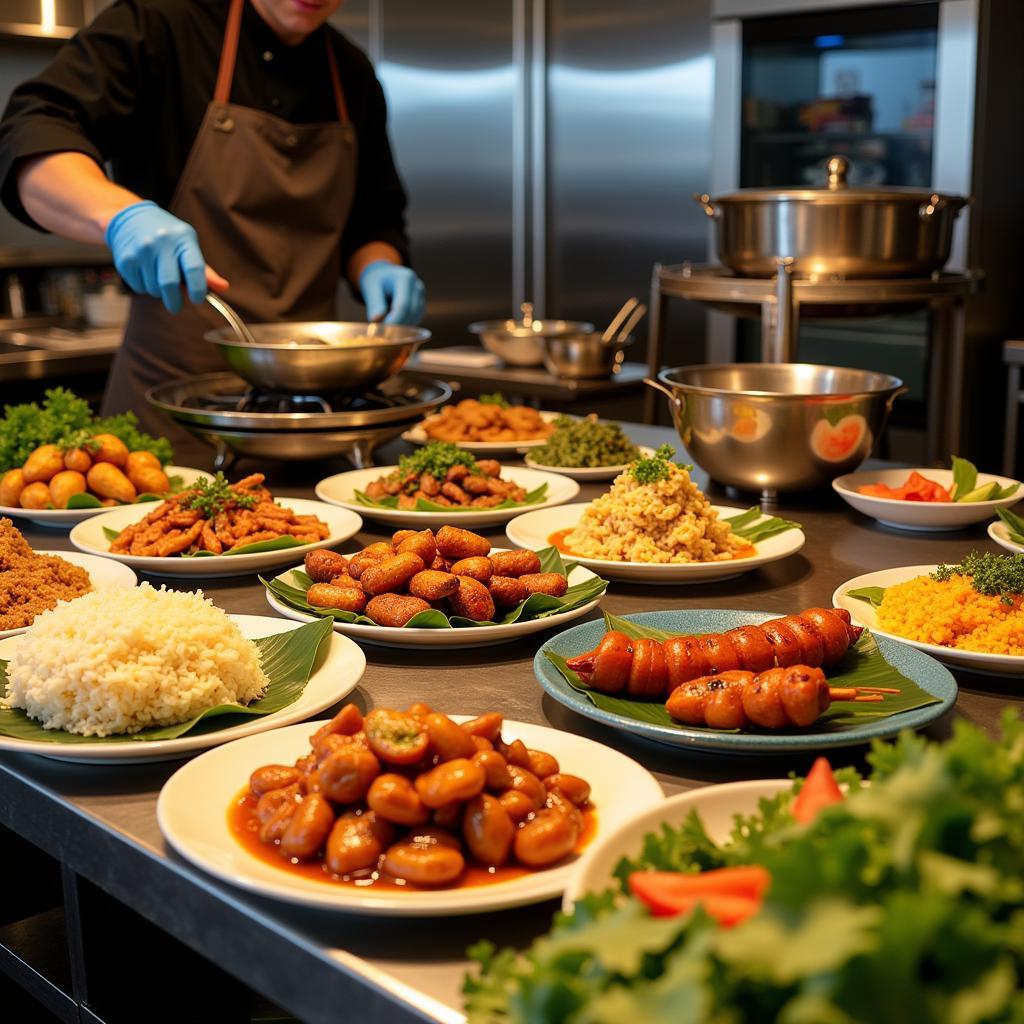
[265,553,605,649]
[0,550,137,642]
[564,779,788,910]
[505,503,805,585]
[69,498,362,578]
[0,615,365,763]
[832,468,1022,532]
[523,447,655,482]
[833,565,1024,676]
[158,717,663,916]
[315,465,580,529]
[402,410,561,455]
[990,519,1024,555]
[0,466,210,528]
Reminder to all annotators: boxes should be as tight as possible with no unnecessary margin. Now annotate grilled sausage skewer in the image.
[565,607,861,700]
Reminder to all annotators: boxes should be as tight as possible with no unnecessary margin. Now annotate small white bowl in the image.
[523,447,655,482]
[832,467,1022,532]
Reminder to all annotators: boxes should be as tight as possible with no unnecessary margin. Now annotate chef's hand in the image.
[359,260,426,326]
[104,200,228,314]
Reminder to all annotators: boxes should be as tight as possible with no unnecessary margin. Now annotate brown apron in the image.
[102,0,357,439]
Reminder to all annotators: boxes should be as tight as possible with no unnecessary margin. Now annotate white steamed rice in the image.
[2,583,268,737]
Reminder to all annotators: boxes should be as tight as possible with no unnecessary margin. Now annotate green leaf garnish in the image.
[353,483,549,513]
[932,551,1024,604]
[723,507,801,544]
[395,442,479,481]
[478,392,510,408]
[181,471,257,518]
[996,506,1024,545]
[846,586,887,608]
[629,444,678,484]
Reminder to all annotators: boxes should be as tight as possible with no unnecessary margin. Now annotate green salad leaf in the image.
[846,585,887,608]
[464,713,1024,1024]
[354,482,549,513]
[996,506,1024,546]
[0,616,333,743]
[262,545,606,629]
[949,456,1018,502]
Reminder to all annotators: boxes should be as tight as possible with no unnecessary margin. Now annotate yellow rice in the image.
[563,462,746,563]
[877,573,1024,655]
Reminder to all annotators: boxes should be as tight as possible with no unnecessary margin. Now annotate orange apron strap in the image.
[214,0,245,105]
[325,39,351,126]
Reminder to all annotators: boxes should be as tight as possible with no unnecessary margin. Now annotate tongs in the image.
[602,297,647,344]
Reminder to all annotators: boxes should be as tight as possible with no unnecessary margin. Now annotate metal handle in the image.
[206,293,258,345]
[602,296,640,342]
[643,376,681,411]
[520,301,534,328]
[919,194,945,219]
[825,155,850,190]
[693,193,718,219]
[885,385,910,412]
[616,303,647,344]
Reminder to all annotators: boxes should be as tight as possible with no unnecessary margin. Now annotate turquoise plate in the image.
[533,609,958,753]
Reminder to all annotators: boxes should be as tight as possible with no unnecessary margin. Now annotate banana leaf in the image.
[846,586,887,609]
[353,482,548,513]
[996,507,1024,545]
[722,507,801,544]
[64,475,188,509]
[0,616,333,744]
[543,611,941,735]
[261,545,606,629]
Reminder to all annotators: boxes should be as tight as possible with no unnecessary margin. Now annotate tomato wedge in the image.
[792,757,844,824]
[629,866,770,925]
[857,471,951,503]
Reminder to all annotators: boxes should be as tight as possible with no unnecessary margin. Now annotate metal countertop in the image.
[1,423,1018,1024]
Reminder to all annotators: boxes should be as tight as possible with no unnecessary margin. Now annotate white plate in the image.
[314,465,580,529]
[832,468,1022,532]
[69,498,362,578]
[564,779,788,910]
[265,553,605,648]
[505,503,805,585]
[0,466,210,528]
[402,410,562,455]
[989,519,1024,554]
[523,447,656,482]
[833,565,1024,676]
[0,550,137,641]
[0,615,365,763]
[158,717,663,916]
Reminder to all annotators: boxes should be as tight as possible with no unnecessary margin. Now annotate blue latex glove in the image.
[104,200,207,314]
[359,259,426,325]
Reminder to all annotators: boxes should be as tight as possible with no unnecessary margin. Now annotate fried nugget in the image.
[489,550,541,578]
[307,584,368,613]
[408,570,459,601]
[449,576,496,622]
[520,572,568,598]
[488,575,530,607]
[359,552,426,596]
[450,556,493,583]
[305,549,349,583]
[435,525,490,560]
[396,529,436,566]
[365,593,431,627]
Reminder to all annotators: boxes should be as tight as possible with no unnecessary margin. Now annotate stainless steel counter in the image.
[0,325,120,382]
[0,423,1017,1024]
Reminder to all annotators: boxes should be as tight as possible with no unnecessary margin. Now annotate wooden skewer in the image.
[853,694,885,703]
[855,687,901,694]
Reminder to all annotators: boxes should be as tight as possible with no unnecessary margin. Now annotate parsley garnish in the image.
[181,472,257,518]
[932,551,1024,605]
[396,442,479,480]
[630,444,690,484]
[479,392,510,408]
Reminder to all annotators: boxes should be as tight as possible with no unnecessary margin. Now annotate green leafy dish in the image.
[464,713,1024,1024]
[262,546,607,630]
[0,616,333,744]
[354,483,548,514]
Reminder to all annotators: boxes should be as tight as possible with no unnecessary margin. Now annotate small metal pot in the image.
[542,334,634,379]
[205,322,430,393]
[695,156,968,279]
[469,303,594,367]
[646,362,906,498]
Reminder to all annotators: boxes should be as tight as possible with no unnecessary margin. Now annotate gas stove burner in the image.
[146,371,452,470]
[147,372,452,431]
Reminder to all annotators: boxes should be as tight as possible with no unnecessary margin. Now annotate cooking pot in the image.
[695,156,968,279]
[469,302,594,367]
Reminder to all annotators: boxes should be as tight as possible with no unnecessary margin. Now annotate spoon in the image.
[205,293,259,346]
[601,297,640,343]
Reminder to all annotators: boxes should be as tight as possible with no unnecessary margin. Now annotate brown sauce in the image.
[228,789,598,892]
[549,528,757,562]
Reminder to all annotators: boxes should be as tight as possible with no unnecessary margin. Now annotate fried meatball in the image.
[489,550,541,578]
[304,549,350,583]
[365,594,432,627]
[520,573,568,597]
[449,576,496,622]
[435,525,491,561]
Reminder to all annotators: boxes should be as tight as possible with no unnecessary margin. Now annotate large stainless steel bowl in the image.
[469,318,594,367]
[695,155,968,278]
[205,322,430,393]
[647,363,906,497]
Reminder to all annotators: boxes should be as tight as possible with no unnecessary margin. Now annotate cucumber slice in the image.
[957,481,998,502]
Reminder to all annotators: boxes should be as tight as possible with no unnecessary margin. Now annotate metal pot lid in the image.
[146,372,451,431]
[702,156,968,206]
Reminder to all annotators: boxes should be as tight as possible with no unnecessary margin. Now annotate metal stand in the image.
[645,262,973,463]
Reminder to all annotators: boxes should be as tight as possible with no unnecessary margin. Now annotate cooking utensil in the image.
[695,155,968,278]
[205,293,259,345]
[469,302,594,367]
[601,297,639,342]
[542,330,636,379]
[646,363,905,499]
[205,322,430,393]
[614,302,647,343]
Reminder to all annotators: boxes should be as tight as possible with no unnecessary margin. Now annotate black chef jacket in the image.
[0,0,410,271]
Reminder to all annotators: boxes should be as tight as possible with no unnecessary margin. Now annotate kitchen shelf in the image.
[745,131,932,144]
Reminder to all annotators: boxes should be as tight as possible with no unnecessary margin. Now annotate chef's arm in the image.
[346,240,403,283]
[18,152,228,312]
[348,242,426,326]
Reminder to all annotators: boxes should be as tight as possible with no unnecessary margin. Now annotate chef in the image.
[0,0,423,431]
